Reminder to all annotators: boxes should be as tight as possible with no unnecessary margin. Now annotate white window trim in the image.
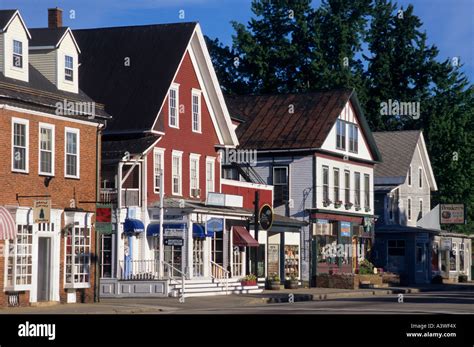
[206,157,216,197]
[418,166,423,189]
[191,88,202,133]
[407,197,412,221]
[189,153,201,197]
[153,147,165,194]
[407,165,412,186]
[348,123,359,153]
[12,39,24,71]
[64,54,74,84]
[38,122,55,176]
[11,117,29,173]
[64,127,80,179]
[336,119,346,150]
[171,150,183,196]
[168,83,180,129]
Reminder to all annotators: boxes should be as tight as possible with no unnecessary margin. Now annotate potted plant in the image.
[284,273,299,289]
[355,205,361,211]
[365,206,371,212]
[241,274,257,286]
[334,200,343,208]
[344,202,353,210]
[266,273,281,290]
[323,199,332,207]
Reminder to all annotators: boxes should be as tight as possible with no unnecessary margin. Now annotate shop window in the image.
[6,225,33,289]
[388,240,405,256]
[212,230,223,265]
[100,234,113,278]
[450,243,457,271]
[284,245,299,279]
[65,226,91,287]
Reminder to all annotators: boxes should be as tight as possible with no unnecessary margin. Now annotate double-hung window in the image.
[65,128,79,178]
[322,166,329,202]
[273,166,289,206]
[65,55,74,81]
[169,84,179,128]
[39,124,55,176]
[192,89,201,132]
[153,148,165,194]
[336,119,346,150]
[172,151,182,195]
[344,170,350,204]
[407,165,412,186]
[333,168,340,202]
[348,123,358,153]
[12,118,29,173]
[206,157,215,195]
[354,172,361,208]
[364,174,370,209]
[418,167,423,188]
[13,40,23,68]
[190,154,200,197]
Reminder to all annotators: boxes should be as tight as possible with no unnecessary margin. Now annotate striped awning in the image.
[0,207,16,240]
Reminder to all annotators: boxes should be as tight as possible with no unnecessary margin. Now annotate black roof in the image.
[73,22,197,133]
[102,134,161,162]
[29,27,68,47]
[0,10,16,30]
[0,64,109,120]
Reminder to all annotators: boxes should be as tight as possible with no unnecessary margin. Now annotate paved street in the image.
[1,287,472,315]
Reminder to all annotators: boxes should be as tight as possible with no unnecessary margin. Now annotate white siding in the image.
[321,101,374,161]
[56,31,79,93]
[29,49,57,84]
[2,15,29,82]
[0,34,4,72]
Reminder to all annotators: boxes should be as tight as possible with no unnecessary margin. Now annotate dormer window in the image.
[65,55,74,82]
[13,40,23,68]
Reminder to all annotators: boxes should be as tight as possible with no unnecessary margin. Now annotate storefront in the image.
[433,232,472,282]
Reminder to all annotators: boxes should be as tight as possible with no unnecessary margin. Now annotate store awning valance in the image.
[124,218,145,234]
[0,207,16,240]
[233,226,259,248]
[147,223,187,236]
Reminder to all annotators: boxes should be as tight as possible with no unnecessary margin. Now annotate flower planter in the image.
[241,280,257,287]
[267,281,281,290]
[284,280,299,289]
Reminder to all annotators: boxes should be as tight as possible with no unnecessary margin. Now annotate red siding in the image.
[221,183,273,210]
[147,51,221,204]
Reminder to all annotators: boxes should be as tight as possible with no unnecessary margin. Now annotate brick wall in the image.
[0,107,99,306]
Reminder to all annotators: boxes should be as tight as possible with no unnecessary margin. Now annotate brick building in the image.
[0,9,109,307]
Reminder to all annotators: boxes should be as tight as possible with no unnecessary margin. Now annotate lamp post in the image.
[159,170,164,279]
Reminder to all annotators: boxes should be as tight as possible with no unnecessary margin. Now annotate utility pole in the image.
[253,190,259,276]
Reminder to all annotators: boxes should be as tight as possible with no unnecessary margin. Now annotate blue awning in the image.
[193,224,206,239]
[206,218,223,238]
[124,218,145,234]
[147,223,187,236]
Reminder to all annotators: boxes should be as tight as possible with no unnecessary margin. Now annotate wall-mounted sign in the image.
[96,204,113,234]
[440,238,452,251]
[440,204,465,224]
[164,237,184,247]
[34,199,51,224]
[340,221,351,237]
[206,192,226,206]
[259,204,274,230]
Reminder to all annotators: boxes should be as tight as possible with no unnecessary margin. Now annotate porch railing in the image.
[119,259,159,280]
[210,261,229,294]
[162,261,186,299]
[100,188,118,203]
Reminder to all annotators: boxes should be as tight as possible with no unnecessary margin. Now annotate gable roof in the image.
[73,23,197,133]
[29,27,80,52]
[373,130,437,190]
[0,9,31,38]
[226,89,381,160]
[102,134,161,162]
[0,63,109,120]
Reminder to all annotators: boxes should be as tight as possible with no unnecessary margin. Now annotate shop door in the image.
[164,244,182,277]
[37,237,52,301]
[193,239,204,277]
[415,242,429,283]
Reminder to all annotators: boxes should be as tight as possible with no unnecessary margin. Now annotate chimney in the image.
[48,8,63,29]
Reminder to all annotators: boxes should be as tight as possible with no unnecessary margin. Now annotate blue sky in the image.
[1,0,472,81]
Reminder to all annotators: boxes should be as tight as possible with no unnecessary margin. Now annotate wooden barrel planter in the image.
[284,280,299,289]
[267,281,281,290]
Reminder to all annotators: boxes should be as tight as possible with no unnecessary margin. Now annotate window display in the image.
[284,245,299,278]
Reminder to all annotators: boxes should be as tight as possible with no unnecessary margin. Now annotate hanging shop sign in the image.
[440,238,452,251]
[440,204,465,224]
[33,199,51,224]
[340,221,351,237]
[96,204,113,234]
[259,204,274,230]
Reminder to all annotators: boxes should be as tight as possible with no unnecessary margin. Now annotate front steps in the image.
[169,278,263,297]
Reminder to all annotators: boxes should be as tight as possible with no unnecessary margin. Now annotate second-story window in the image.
[407,165,412,186]
[354,172,361,208]
[13,40,23,68]
[65,55,74,81]
[154,148,164,194]
[169,84,179,128]
[39,124,54,176]
[65,128,79,178]
[172,151,182,195]
[418,199,423,221]
[348,124,358,153]
[407,197,412,220]
[12,118,29,173]
[190,154,200,197]
[192,90,201,132]
[333,168,340,202]
[206,158,215,195]
[273,166,289,206]
[322,166,329,202]
[418,167,423,188]
[364,174,370,209]
[336,119,346,150]
[344,170,350,204]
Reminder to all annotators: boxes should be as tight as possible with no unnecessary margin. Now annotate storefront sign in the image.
[440,238,452,251]
[33,199,51,224]
[164,228,185,237]
[96,204,113,234]
[440,204,465,224]
[340,221,351,237]
[206,192,226,206]
[164,237,184,247]
[259,204,274,230]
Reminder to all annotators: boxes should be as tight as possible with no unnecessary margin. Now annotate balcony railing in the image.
[99,188,141,207]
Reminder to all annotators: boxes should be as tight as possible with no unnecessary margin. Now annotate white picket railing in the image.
[210,261,229,294]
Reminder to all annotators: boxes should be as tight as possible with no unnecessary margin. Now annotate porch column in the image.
[187,221,193,279]
[280,232,285,282]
